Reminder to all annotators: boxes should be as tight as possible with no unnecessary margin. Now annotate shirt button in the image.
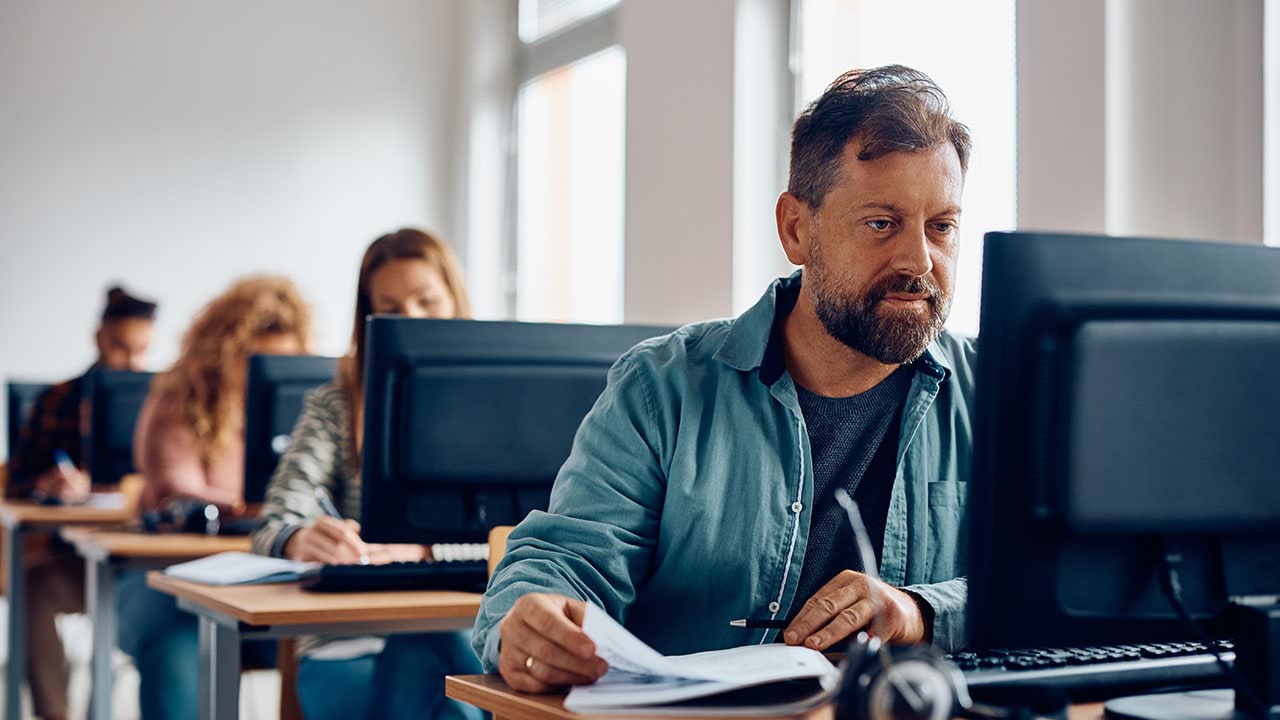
[768,601,781,614]
[791,501,803,514]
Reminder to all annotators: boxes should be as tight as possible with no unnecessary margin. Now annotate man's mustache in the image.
[863,275,942,306]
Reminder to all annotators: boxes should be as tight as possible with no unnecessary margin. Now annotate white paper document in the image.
[565,604,840,714]
[82,492,126,509]
[163,552,319,586]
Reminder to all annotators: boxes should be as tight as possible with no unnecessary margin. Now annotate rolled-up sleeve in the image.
[902,576,967,651]
[472,351,667,672]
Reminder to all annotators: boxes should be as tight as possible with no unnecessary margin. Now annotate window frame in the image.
[505,1,623,317]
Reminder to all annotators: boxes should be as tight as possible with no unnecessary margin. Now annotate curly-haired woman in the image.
[119,275,313,720]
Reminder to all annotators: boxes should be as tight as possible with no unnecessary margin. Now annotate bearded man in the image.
[473,64,977,693]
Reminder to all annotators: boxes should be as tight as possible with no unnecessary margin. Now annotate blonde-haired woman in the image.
[119,276,312,720]
[252,229,481,720]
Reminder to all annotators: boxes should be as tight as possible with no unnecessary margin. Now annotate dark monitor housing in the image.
[968,232,1280,716]
[7,381,51,459]
[82,369,154,486]
[242,355,338,504]
[360,318,673,545]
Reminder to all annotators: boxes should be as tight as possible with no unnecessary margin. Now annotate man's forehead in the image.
[824,143,965,211]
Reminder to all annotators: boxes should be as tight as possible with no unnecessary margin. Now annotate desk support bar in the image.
[86,557,117,720]
[198,616,241,720]
[4,527,26,720]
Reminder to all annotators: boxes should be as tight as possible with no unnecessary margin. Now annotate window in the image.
[512,0,626,323]
[794,0,1017,336]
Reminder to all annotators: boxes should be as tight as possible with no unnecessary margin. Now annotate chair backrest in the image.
[487,526,514,578]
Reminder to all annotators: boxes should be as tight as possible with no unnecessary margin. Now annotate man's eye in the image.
[868,219,893,231]
[933,222,957,233]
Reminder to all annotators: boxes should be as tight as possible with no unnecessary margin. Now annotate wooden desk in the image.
[147,573,482,720]
[445,675,1108,720]
[61,528,250,720]
[0,501,133,720]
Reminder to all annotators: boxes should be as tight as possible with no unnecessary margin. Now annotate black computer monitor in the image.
[967,231,1280,717]
[242,354,338,504]
[81,369,154,486]
[7,381,51,460]
[359,318,673,545]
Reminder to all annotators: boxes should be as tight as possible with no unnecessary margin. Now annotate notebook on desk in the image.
[163,551,319,586]
[564,605,839,716]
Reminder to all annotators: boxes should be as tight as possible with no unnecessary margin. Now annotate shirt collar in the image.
[714,270,953,383]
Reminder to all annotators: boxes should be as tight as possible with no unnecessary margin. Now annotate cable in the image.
[1158,546,1269,719]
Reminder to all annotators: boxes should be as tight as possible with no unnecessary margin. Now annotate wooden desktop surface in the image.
[445,675,1107,720]
[60,527,250,560]
[147,572,483,626]
[0,500,133,529]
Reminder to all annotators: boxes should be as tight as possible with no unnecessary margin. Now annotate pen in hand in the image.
[729,617,792,629]
[313,486,370,565]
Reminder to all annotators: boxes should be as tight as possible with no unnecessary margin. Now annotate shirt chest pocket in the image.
[925,480,967,578]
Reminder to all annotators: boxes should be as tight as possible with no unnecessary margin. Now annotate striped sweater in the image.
[250,382,382,658]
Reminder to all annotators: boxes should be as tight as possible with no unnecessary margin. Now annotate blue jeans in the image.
[116,570,199,720]
[297,632,484,720]
[116,570,275,720]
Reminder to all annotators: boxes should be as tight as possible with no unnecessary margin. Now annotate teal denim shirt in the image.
[473,272,977,671]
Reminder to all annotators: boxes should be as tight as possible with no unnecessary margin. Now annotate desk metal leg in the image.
[4,527,25,720]
[198,616,241,720]
[86,558,117,720]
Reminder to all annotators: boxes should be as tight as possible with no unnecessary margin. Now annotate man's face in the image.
[95,317,154,371]
[803,141,963,364]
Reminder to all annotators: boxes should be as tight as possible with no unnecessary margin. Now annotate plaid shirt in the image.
[7,369,89,499]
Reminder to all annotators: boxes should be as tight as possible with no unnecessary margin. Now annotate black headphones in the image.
[835,633,1070,720]
[829,490,1068,720]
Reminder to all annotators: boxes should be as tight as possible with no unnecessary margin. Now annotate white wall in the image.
[1266,0,1280,247]
[0,0,465,456]
[620,0,738,325]
[1016,0,1108,233]
[1018,0,1267,242]
[1106,0,1263,243]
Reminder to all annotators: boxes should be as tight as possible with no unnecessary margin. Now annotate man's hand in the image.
[33,465,90,503]
[284,517,369,564]
[498,593,608,693]
[783,570,926,651]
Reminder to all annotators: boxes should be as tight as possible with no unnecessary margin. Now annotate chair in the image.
[487,526,514,578]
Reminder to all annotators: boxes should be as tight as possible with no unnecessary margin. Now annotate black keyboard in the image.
[300,559,489,593]
[950,642,1233,698]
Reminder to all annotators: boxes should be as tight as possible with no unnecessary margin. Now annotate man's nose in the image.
[891,224,933,278]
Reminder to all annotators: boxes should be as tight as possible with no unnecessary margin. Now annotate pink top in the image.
[133,390,245,512]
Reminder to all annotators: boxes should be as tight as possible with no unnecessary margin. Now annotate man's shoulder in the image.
[33,375,84,414]
[615,317,737,376]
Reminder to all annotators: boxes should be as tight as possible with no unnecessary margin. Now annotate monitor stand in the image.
[1103,601,1278,720]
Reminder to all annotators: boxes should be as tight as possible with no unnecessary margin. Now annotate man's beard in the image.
[808,239,951,365]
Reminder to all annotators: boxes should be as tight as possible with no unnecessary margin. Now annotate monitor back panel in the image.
[242,355,338,504]
[361,318,673,544]
[7,381,52,459]
[83,369,154,486]
[968,231,1280,649]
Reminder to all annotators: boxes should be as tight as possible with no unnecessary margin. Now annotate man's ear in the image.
[776,192,814,266]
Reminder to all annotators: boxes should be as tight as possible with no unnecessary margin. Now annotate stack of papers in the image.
[566,605,840,715]
[163,552,319,586]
